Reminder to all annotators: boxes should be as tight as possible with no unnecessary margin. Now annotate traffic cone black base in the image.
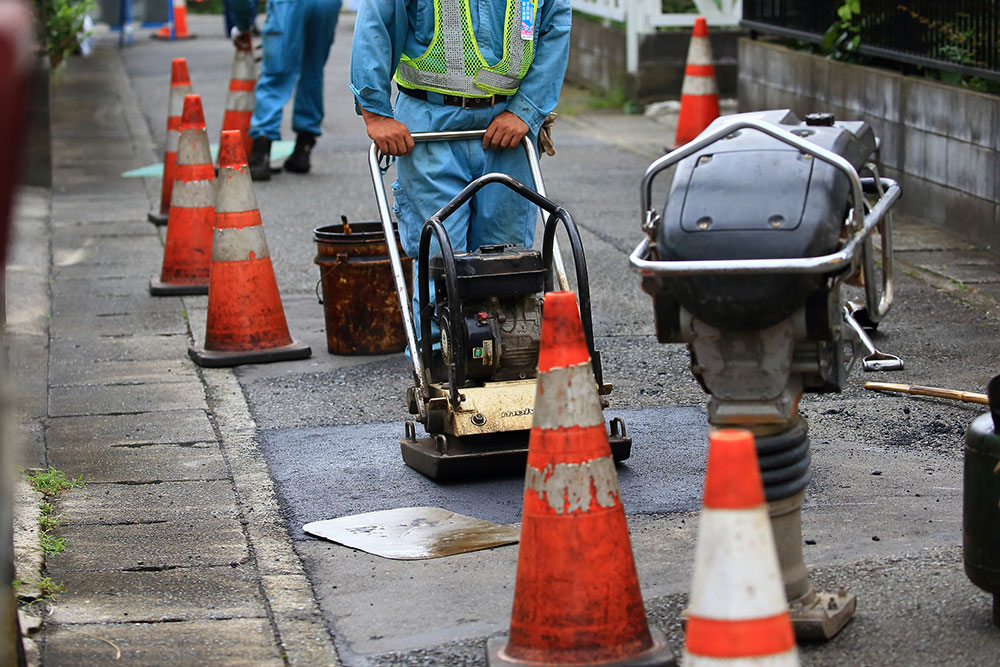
[487,630,674,667]
[188,340,311,367]
[149,278,208,296]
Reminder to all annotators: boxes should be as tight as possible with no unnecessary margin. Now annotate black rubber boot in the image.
[249,136,272,181]
[283,132,317,174]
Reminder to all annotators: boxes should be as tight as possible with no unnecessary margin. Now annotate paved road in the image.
[18,12,1000,665]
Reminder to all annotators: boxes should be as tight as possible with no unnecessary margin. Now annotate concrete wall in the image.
[739,38,1000,253]
[565,14,627,97]
[566,14,742,102]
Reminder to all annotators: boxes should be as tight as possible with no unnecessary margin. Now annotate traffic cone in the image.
[683,429,799,667]
[188,130,311,367]
[150,94,214,296]
[674,16,720,148]
[153,0,195,40]
[219,35,256,164]
[149,58,193,225]
[487,291,674,667]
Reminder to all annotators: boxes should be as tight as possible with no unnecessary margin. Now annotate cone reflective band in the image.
[149,59,192,225]
[150,94,214,296]
[674,16,720,147]
[188,130,311,367]
[488,291,674,667]
[221,39,256,162]
[683,429,799,667]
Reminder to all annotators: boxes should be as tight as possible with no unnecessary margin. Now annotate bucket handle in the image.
[315,255,351,304]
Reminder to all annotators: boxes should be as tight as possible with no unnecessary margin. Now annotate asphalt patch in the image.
[258,407,710,540]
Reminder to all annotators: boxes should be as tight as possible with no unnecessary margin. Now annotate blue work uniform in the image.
[233,0,342,140]
[350,0,571,334]
[350,0,571,256]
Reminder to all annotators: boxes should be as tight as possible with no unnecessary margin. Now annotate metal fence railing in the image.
[742,1,1000,82]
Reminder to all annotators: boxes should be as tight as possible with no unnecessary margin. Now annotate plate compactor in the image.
[370,131,631,480]
[631,110,902,640]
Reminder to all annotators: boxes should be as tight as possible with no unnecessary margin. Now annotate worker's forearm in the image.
[230,0,256,31]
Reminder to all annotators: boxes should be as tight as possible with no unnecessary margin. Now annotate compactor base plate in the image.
[400,429,632,481]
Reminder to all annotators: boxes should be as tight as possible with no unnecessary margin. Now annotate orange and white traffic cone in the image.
[219,35,256,165]
[188,130,311,367]
[683,429,800,667]
[150,94,214,296]
[674,16,720,148]
[487,291,675,667]
[153,0,195,40]
[149,58,193,225]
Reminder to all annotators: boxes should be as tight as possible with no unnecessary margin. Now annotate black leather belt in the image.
[398,85,508,109]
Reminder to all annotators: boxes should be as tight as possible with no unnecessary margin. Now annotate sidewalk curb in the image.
[199,367,342,665]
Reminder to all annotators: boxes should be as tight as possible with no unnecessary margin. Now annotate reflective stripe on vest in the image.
[394,0,535,98]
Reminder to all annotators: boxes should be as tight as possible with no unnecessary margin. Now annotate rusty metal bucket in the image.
[314,221,413,355]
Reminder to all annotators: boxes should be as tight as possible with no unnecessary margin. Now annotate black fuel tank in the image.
[429,244,545,301]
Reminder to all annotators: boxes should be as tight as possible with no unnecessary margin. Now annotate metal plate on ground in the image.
[302,506,521,560]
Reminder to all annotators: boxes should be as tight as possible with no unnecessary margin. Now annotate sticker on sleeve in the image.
[520,0,534,40]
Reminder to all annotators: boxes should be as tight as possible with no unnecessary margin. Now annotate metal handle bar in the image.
[859,163,893,324]
[640,117,868,234]
[417,218,462,405]
[368,130,567,397]
[630,176,899,276]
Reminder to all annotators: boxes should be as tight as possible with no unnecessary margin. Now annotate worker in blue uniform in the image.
[231,0,342,180]
[350,0,571,351]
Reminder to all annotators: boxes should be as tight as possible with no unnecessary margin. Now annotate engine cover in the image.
[655,109,876,330]
[431,245,545,384]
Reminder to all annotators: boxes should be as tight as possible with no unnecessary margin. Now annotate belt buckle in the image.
[462,95,493,109]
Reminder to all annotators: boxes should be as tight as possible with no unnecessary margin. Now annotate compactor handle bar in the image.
[629,117,900,321]
[368,130,568,396]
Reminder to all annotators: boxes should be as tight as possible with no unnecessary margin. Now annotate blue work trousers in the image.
[251,0,341,140]
[391,92,538,342]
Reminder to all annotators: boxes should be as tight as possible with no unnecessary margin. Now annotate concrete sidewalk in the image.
[9,14,1000,666]
[10,35,336,665]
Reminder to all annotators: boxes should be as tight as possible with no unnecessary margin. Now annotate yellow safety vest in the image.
[394,0,537,98]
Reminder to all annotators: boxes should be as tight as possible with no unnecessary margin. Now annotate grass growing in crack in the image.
[17,468,82,602]
[27,468,83,497]
[13,577,65,603]
[38,531,66,556]
[37,512,60,532]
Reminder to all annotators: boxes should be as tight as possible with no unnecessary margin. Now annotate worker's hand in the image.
[230,27,252,50]
[483,111,529,150]
[362,109,414,156]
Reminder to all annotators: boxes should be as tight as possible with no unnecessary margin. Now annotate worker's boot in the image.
[249,136,272,181]
[284,132,317,174]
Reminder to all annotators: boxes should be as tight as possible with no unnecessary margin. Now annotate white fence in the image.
[570,0,742,73]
